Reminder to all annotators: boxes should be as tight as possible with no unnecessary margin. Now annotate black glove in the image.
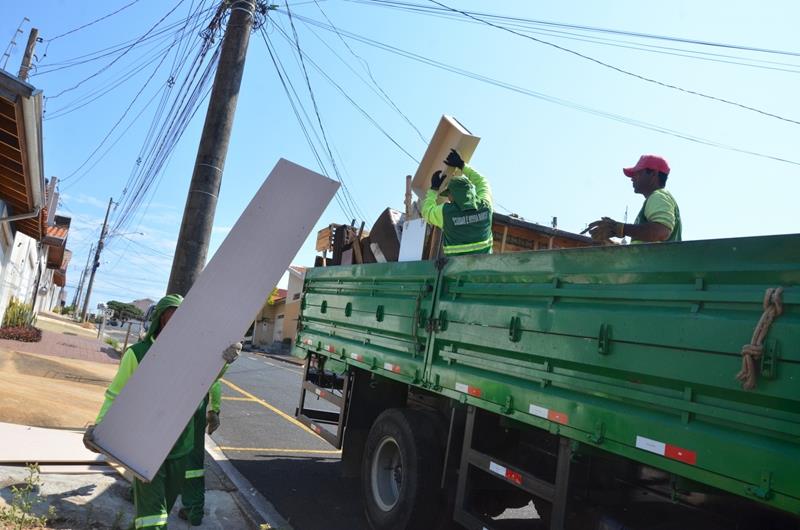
[443,148,464,170]
[430,170,445,190]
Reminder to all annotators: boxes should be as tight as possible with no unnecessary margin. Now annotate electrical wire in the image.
[283,1,367,222]
[288,12,800,167]
[425,0,800,126]
[46,0,144,42]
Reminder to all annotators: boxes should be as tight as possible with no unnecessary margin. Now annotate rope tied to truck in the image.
[736,287,784,390]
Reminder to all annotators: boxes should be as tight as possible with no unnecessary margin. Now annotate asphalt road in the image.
[210,352,369,530]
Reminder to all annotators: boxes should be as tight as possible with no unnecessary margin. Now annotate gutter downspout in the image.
[0,206,41,224]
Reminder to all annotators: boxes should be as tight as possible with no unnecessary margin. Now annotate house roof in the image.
[493,212,595,245]
[0,69,46,240]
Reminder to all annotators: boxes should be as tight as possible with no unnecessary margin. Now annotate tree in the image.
[106,301,144,321]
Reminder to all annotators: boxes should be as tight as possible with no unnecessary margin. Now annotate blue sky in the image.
[2,1,798,310]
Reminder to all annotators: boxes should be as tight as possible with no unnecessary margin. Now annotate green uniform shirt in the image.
[633,188,682,243]
[422,165,494,255]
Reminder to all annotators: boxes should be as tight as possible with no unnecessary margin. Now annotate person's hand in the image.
[430,170,445,190]
[222,342,242,363]
[206,410,220,435]
[583,217,624,241]
[443,148,465,170]
[83,425,100,453]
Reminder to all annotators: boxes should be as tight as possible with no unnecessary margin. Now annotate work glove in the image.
[430,170,445,190]
[583,217,624,241]
[83,425,100,453]
[222,342,242,364]
[443,148,465,170]
[206,410,220,435]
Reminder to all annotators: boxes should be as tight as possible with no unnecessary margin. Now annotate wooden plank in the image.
[0,422,106,464]
[90,159,338,481]
[411,115,480,199]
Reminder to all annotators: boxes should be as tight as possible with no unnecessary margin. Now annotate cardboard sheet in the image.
[90,159,339,481]
[0,422,105,464]
[411,115,480,199]
[398,219,428,262]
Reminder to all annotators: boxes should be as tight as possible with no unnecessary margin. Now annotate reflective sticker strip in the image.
[185,468,205,479]
[636,435,697,465]
[528,403,568,425]
[349,352,364,362]
[309,423,322,434]
[383,362,401,373]
[135,513,168,528]
[488,460,522,485]
[455,382,482,397]
[324,344,335,353]
[303,338,314,346]
[314,388,328,399]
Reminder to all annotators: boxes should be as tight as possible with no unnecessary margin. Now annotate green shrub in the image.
[2,298,33,328]
[105,337,120,350]
[0,464,56,528]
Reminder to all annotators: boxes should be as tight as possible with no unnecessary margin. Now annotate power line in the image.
[283,1,367,222]
[426,0,800,126]
[289,12,800,167]
[47,0,144,42]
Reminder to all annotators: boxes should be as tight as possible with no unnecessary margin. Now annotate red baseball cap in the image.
[623,155,670,177]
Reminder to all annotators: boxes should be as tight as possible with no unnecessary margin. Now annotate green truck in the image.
[293,234,799,530]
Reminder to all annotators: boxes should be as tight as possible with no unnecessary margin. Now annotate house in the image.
[130,298,156,314]
[0,68,66,323]
[251,265,308,348]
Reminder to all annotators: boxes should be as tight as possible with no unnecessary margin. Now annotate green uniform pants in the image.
[133,457,185,529]
[181,396,209,525]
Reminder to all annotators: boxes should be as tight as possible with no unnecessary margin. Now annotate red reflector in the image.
[665,444,697,465]
[468,387,482,397]
[547,411,569,425]
[505,469,523,485]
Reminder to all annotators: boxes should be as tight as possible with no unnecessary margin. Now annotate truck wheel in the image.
[362,408,443,530]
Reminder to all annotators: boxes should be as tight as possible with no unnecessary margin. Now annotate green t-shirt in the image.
[633,188,681,243]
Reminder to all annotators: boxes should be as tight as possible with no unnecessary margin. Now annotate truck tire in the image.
[362,408,443,530]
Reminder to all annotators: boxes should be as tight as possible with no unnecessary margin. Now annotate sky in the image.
[1,0,798,311]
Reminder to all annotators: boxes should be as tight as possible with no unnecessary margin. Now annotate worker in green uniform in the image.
[178,377,222,525]
[586,154,682,243]
[83,294,241,529]
[422,149,494,256]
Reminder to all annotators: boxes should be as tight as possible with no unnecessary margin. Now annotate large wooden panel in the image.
[0,422,105,464]
[90,159,338,481]
[411,115,480,199]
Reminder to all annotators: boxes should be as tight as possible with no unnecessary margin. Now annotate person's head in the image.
[441,174,477,211]
[146,294,183,340]
[623,155,670,196]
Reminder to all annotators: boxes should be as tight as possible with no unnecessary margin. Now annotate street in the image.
[210,352,369,530]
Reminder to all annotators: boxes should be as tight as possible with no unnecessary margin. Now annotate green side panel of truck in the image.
[295,234,800,515]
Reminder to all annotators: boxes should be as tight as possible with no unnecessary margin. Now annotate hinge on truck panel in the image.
[746,471,773,500]
[587,421,605,445]
[508,316,522,342]
[598,324,612,355]
[761,339,779,380]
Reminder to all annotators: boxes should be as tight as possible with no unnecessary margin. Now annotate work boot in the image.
[179,507,203,526]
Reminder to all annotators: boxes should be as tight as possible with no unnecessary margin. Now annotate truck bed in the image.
[295,234,800,515]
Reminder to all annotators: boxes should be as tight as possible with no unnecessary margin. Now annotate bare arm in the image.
[623,222,671,242]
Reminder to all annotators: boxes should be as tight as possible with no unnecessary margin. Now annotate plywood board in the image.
[411,115,480,199]
[90,159,339,481]
[398,219,428,262]
[0,422,105,464]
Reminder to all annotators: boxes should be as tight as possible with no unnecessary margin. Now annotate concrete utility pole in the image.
[166,0,257,296]
[72,243,93,312]
[17,27,38,81]
[81,198,114,321]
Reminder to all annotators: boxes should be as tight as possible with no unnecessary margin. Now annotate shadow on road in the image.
[230,456,369,530]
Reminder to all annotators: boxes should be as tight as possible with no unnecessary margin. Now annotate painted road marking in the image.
[221,396,255,401]
[221,379,322,439]
[217,446,341,455]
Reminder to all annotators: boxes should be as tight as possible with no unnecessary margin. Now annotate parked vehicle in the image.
[293,234,799,530]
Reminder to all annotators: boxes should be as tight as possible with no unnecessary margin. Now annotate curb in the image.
[205,435,293,530]
[246,348,305,367]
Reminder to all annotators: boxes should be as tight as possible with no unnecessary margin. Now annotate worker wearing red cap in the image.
[586,155,681,243]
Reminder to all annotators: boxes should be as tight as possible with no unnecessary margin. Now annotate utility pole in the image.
[166,0,257,296]
[81,198,114,321]
[72,242,93,312]
[17,27,38,81]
